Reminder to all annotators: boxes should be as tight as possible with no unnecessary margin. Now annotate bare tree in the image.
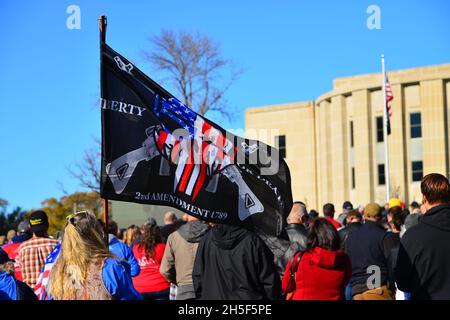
[66,138,101,193]
[68,31,241,191]
[142,29,243,119]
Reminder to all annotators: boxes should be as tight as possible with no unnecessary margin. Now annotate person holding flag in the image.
[98,16,294,272]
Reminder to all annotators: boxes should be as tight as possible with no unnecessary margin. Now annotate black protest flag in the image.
[100,42,293,237]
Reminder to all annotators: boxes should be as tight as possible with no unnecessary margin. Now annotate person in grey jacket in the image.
[159,214,209,300]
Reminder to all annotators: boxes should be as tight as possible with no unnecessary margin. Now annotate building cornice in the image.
[316,63,450,104]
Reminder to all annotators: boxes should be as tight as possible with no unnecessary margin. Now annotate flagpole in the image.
[381,54,391,204]
[100,15,109,246]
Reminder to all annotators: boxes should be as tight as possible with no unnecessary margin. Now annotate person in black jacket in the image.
[159,211,182,244]
[395,173,450,300]
[192,224,281,300]
[284,201,309,251]
[346,203,398,300]
[338,209,363,252]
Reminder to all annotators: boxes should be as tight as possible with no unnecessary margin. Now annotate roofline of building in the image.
[316,62,450,103]
[246,100,313,114]
[245,62,450,114]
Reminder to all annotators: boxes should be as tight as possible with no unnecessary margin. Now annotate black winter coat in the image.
[346,220,399,295]
[192,224,281,300]
[395,204,450,300]
[338,222,363,252]
[284,223,309,250]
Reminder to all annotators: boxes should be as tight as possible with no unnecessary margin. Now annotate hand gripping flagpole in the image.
[381,54,391,204]
[100,15,109,246]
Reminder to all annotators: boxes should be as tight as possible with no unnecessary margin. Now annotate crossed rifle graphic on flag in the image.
[105,95,264,221]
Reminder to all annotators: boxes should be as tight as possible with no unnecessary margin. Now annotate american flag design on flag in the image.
[385,73,394,135]
[34,242,61,300]
[153,96,235,200]
[100,42,293,237]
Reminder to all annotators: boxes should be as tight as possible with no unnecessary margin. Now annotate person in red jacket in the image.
[132,220,170,299]
[1,220,32,281]
[282,218,352,300]
[323,203,342,230]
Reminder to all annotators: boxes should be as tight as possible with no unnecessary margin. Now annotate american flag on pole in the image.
[385,73,394,135]
[34,242,61,300]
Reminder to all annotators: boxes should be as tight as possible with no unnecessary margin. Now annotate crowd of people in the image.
[1,172,449,300]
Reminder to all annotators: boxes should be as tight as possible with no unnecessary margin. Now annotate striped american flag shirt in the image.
[34,242,61,300]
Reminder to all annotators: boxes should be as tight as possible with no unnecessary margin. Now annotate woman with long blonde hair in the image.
[123,225,141,247]
[47,211,141,300]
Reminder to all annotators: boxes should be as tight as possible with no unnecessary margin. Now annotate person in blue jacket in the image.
[106,220,140,277]
[0,248,37,300]
[46,211,142,300]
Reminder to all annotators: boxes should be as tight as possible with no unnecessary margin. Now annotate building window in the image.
[410,112,422,138]
[350,121,354,148]
[376,116,384,143]
[275,135,286,159]
[412,161,423,182]
[351,167,356,189]
[378,164,385,185]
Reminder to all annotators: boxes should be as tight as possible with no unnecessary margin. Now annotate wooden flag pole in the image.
[102,198,109,245]
[100,15,109,246]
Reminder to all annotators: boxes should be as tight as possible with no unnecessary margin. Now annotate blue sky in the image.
[1,0,449,211]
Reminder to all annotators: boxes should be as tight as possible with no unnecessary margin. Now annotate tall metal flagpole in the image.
[381,54,391,204]
[100,15,109,246]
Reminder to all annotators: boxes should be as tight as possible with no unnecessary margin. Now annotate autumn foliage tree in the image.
[27,191,102,236]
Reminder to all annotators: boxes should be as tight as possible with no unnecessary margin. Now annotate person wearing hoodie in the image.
[1,220,32,282]
[282,218,351,300]
[192,223,280,300]
[395,173,450,300]
[160,213,209,300]
[107,220,140,277]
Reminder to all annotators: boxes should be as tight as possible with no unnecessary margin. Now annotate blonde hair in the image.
[7,230,16,242]
[48,211,113,300]
[123,225,141,246]
[0,261,15,276]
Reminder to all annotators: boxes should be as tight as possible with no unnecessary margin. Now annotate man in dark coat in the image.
[192,224,280,300]
[346,203,398,300]
[338,209,363,252]
[395,173,450,300]
[284,201,309,251]
[159,211,182,243]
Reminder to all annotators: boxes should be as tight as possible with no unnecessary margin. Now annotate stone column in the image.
[330,95,349,205]
[353,89,374,204]
[421,80,447,175]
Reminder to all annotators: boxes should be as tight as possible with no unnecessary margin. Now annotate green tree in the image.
[0,198,27,236]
